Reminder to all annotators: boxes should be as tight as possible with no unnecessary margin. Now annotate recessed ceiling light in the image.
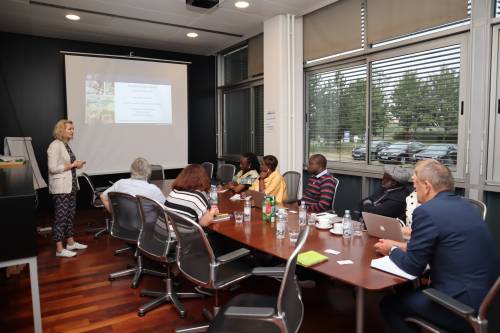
[187,32,198,38]
[65,14,80,21]
[235,1,249,9]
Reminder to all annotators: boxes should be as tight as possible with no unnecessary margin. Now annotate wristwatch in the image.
[389,246,398,255]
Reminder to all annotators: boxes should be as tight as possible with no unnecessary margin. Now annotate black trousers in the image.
[380,288,473,333]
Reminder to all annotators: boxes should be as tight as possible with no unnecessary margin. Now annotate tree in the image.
[390,71,430,139]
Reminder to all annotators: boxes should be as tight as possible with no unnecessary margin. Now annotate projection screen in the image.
[64,54,188,175]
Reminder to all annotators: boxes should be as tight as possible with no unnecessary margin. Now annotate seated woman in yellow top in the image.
[250,155,288,203]
[227,152,260,193]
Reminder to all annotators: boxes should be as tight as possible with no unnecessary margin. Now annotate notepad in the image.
[297,251,328,267]
[370,256,416,280]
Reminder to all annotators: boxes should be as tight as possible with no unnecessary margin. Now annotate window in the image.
[218,43,263,158]
[305,38,465,172]
[306,64,367,163]
[221,86,264,156]
[223,46,248,85]
[371,45,461,169]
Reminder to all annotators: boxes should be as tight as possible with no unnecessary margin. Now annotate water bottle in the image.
[269,195,276,224]
[209,185,218,207]
[342,209,352,239]
[243,197,252,222]
[276,208,286,239]
[262,195,270,222]
[299,201,307,227]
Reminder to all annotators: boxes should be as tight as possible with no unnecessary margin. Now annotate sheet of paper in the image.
[370,256,416,280]
[324,249,340,255]
[337,260,354,265]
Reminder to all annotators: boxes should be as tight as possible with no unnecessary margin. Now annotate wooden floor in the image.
[0,209,390,333]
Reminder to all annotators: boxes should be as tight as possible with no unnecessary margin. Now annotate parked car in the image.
[414,143,457,165]
[377,141,426,164]
[351,141,391,160]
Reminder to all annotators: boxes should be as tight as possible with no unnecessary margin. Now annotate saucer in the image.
[315,223,332,230]
[329,228,343,235]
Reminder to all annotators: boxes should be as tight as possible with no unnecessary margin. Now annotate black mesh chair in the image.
[331,177,340,214]
[217,164,236,184]
[282,171,301,204]
[202,162,214,179]
[166,209,253,333]
[405,276,500,333]
[108,192,167,288]
[463,197,487,220]
[150,164,165,181]
[81,172,110,238]
[206,226,310,333]
[136,196,204,317]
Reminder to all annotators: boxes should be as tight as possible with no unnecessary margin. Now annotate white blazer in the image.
[47,139,79,194]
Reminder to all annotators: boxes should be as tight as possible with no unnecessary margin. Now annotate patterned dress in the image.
[52,143,77,242]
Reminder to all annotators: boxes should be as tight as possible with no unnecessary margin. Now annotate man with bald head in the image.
[375,159,499,333]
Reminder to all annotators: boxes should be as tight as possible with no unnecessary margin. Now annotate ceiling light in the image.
[235,1,249,9]
[65,14,80,21]
[187,32,199,38]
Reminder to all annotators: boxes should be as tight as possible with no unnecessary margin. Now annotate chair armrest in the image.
[225,306,275,319]
[423,288,475,317]
[95,186,109,193]
[252,266,285,277]
[217,248,250,264]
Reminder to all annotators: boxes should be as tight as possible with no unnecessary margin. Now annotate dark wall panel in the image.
[0,32,216,211]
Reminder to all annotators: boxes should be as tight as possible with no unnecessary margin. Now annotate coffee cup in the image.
[332,223,343,234]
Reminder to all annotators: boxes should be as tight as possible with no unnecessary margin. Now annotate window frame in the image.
[304,33,469,179]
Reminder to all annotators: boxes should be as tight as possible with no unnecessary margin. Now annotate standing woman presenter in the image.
[47,119,87,257]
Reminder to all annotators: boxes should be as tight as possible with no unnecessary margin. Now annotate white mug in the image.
[332,223,343,234]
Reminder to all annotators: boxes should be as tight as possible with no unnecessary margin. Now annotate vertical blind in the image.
[223,89,251,155]
[254,85,264,156]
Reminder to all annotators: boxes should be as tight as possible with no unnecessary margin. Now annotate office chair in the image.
[331,177,340,214]
[201,162,214,179]
[81,172,110,238]
[283,171,301,204]
[206,226,310,333]
[136,195,204,317]
[405,276,500,333]
[463,197,487,220]
[166,209,253,333]
[150,164,165,181]
[217,164,236,184]
[107,192,167,288]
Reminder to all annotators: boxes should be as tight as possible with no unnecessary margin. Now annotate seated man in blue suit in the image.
[374,159,499,333]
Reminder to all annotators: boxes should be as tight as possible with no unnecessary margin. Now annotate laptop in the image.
[246,190,266,209]
[362,212,405,242]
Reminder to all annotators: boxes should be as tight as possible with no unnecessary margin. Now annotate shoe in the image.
[67,242,88,250]
[56,249,77,257]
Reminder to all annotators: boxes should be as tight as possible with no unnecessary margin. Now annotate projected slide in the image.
[85,78,172,124]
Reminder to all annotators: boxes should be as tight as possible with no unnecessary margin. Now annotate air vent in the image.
[186,0,219,9]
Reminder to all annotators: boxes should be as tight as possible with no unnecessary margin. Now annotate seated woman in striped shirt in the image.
[165,164,218,227]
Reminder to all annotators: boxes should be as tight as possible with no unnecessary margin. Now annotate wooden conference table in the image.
[153,181,408,333]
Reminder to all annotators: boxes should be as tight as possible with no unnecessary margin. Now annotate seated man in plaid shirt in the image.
[301,154,337,213]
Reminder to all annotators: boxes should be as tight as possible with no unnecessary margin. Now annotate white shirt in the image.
[102,178,166,204]
[315,169,328,178]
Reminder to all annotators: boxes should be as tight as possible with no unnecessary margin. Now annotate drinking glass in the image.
[234,211,243,224]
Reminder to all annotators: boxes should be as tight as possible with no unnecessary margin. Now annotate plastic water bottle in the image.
[299,201,307,227]
[243,197,252,222]
[276,208,286,239]
[342,209,352,239]
[209,185,218,207]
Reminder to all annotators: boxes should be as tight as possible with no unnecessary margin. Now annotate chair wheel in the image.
[180,312,186,318]
[131,283,138,289]
[138,312,145,317]
[109,277,115,281]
